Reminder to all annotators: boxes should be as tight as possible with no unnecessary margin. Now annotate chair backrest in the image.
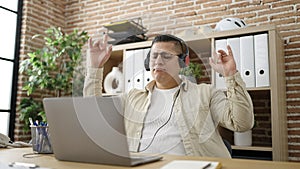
[223,139,232,156]
[218,126,233,156]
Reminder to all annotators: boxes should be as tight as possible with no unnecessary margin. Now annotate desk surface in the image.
[1,148,299,169]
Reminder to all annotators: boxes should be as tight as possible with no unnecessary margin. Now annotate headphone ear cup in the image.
[185,55,190,66]
[144,52,150,71]
[178,57,186,68]
[180,42,189,67]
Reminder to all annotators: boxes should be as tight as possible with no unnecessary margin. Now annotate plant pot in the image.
[234,130,252,146]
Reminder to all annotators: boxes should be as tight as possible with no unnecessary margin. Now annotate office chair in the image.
[223,139,232,156]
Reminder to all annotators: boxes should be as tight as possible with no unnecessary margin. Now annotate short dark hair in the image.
[151,34,185,54]
[144,34,189,71]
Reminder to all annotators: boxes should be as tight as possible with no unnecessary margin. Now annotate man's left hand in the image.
[209,45,237,77]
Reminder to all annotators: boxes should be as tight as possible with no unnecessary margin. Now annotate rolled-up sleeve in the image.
[211,72,254,132]
[83,67,103,96]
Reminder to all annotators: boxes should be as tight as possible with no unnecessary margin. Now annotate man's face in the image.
[149,42,182,86]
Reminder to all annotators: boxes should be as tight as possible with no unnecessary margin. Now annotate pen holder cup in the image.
[30,126,53,154]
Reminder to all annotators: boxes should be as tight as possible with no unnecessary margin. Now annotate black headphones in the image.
[144,34,189,71]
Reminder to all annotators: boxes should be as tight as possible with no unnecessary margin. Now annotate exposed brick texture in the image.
[17,0,300,161]
[16,0,66,141]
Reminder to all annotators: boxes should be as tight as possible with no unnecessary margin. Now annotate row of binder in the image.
[123,33,269,92]
[215,33,270,89]
[124,48,152,93]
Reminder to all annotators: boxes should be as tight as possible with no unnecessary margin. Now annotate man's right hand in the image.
[87,33,112,68]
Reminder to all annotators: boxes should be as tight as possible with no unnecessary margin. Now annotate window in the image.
[0,0,22,139]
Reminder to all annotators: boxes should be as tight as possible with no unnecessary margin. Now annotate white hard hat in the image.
[215,18,247,31]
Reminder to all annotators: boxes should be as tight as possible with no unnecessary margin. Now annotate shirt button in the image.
[137,132,140,135]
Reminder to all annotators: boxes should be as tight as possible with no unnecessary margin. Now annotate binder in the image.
[254,33,270,87]
[214,39,227,89]
[143,48,152,86]
[240,35,255,87]
[124,50,134,93]
[133,49,144,90]
[227,37,241,72]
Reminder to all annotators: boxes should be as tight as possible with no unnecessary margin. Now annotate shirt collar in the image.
[145,77,189,93]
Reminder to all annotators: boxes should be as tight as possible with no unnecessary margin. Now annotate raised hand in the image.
[87,33,112,68]
[209,45,237,77]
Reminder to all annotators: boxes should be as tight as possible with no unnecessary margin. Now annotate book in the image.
[160,160,222,169]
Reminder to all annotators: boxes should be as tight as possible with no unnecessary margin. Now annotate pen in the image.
[202,162,211,169]
[29,117,34,126]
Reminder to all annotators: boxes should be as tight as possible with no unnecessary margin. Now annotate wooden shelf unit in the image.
[107,24,287,161]
[232,145,272,152]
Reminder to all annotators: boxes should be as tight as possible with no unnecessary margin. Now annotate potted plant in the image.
[18,27,89,132]
[179,62,202,83]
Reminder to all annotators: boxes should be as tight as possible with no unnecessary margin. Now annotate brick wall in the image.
[17,0,300,161]
[16,0,65,141]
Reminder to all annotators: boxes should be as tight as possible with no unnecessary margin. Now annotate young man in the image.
[83,34,254,158]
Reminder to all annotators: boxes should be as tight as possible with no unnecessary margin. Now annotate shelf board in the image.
[112,40,152,51]
[180,25,276,42]
[218,87,270,92]
[246,87,270,91]
[232,145,272,152]
[102,93,121,96]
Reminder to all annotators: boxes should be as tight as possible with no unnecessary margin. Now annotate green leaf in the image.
[18,98,45,132]
[27,52,36,58]
[32,34,41,39]
[45,28,54,34]
[44,37,52,43]
[20,27,88,111]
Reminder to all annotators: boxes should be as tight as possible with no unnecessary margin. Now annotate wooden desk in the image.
[1,148,299,169]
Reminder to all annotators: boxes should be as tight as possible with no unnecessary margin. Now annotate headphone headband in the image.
[144,34,189,71]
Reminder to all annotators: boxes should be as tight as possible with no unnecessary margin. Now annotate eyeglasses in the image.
[149,52,178,62]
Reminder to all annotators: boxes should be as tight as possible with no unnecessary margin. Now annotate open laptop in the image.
[43,96,162,166]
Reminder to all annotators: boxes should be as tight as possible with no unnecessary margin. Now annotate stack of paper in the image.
[160,160,222,169]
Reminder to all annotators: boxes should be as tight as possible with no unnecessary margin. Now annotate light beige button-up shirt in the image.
[83,68,254,158]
